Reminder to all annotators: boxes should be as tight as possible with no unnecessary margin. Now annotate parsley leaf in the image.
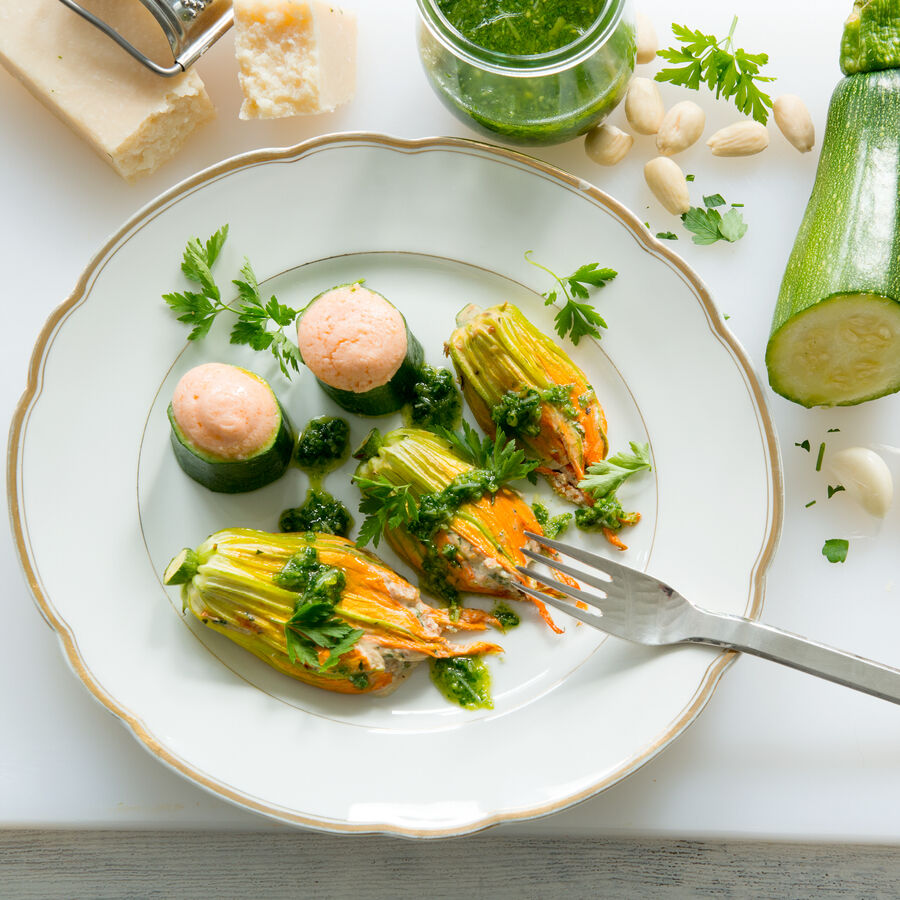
[579,441,652,499]
[719,208,749,243]
[162,225,231,341]
[656,231,679,240]
[827,484,845,499]
[164,227,304,378]
[526,252,616,345]
[655,17,775,124]
[822,539,849,564]
[353,476,418,548]
[681,195,747,245]
[682,207,724,245]
[230,259,301,378]
[437,422,538,487]
[796,440,811,452]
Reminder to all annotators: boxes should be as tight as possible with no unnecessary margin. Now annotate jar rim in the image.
[416,0,629,75]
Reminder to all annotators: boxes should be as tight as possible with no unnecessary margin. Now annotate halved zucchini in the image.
[296,283,424,416]
[168,364,295,493]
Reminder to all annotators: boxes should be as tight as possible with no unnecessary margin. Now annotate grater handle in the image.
[56,0,233,77]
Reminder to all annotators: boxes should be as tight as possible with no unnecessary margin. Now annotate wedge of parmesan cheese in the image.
[234,0,356,119]
[0,0,215,181]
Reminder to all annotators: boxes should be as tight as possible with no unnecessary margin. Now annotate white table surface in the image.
[3,0,900,842]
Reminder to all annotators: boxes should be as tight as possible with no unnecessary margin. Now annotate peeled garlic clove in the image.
[656,101,706,155]
[585,123,634,166]
[828,447,893,517]
[625,77,665,135]
[773,94,815,153]
[636,13,657,64]
[706,121,769,157]
[644,157,690,215]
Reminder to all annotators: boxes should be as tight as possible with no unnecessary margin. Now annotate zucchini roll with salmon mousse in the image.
[168,363,294,493]
[164,529,502,696]
[296,282,424,415]
[447,303,608,503]
[354,427,578,633]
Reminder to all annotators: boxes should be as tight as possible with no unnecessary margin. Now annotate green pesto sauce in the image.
[490,601,521,631]
[430,656,493,709]
[575,495,638,533]
[438,0,605,55]
[491,384,575,438]
[420,1,634,145]
[294,417,350,479]
[406,365,462,431]
[279,489,352,538]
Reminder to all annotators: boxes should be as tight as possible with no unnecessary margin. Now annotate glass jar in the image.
[415,0,635,147]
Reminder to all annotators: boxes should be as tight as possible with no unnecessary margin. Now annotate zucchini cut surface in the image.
[766,293,900,406]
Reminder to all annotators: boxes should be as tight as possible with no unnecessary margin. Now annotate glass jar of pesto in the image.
[416,0,635,146]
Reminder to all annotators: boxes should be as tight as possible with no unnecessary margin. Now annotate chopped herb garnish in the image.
[408,365,462,431]
[796,440,811,452]
[731,203,745,208]
[822,539,849,564]
[276,546,364,669]
[491,385,575,438]
[490,602,521,631]
[827,484,845,499]
[685,174,695,182]
[703,193,726,208]
[805,500,816,508]
[526,251,617,345]
[816,442,826,471]
[724,314,731,320]
[279,489,352,537]
[656,231,679,240]
[532,501,573,539]
[827,427,841,433]
[655,17,775,124]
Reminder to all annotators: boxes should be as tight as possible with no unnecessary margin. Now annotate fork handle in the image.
[691,611,900,705]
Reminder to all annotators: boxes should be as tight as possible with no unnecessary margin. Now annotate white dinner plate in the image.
[9,134,781,837]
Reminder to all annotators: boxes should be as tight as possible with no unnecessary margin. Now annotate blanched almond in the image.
[625,77,665,135]
[636,13,657,64]
[644,157,690,215]
[828,447,893,518]
[706,121,769,156]
[773,94,815,152]
[656,101,705,155]
[585,123,634,166]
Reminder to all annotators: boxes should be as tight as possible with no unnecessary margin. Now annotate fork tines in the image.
[524,530,631,580]
[515,581,606,630]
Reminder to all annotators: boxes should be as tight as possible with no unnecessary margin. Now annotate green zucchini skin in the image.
[766,70,900,406]
[168,402,295,493]
[315,330,424,415]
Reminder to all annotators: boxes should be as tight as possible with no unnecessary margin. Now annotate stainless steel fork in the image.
[517,531,900,705]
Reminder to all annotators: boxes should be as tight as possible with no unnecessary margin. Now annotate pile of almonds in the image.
[586,13,816,218]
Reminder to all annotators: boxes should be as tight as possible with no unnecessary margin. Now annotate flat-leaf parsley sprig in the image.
[655,16,775,124]
[525,251,617,345]
[231,260,302,378]
[681,193,748,245]
[163,225,303,378]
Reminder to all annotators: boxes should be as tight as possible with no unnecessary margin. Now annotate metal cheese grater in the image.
[57,0,234,76]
